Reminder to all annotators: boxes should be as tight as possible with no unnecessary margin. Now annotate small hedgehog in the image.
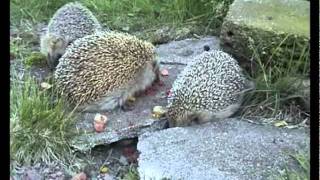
[167,50,254,127]
[40,2,104,70]
[54,31,159,112]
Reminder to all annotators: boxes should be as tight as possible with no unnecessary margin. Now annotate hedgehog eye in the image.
[56,54,62,60]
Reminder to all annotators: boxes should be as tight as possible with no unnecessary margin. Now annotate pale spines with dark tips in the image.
[54,31,158,112]
[167,50,254,127]
[40,2,105,70]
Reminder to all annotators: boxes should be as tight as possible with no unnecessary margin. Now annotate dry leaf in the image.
[161,69,169,76]
[127,96,136,102]
[100,165,109,174]
[152,106,166,118]
[40,82,52,90]
[274,120,288,127]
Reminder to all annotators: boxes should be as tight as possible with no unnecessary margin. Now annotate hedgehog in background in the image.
[54,31,159,112]
[167,50,254,127]
[40,2,105,70]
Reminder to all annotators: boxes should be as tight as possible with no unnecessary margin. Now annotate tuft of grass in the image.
[10,37,31,60]
[122,165,139,180]
[10,0,68,25]
[276,152,310,180]
[10,0,233,35]
[24,52,47,67]
[10,68,77,166]
[241,37,310,123]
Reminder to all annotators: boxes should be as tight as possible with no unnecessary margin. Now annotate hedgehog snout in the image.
[47,53,62,70]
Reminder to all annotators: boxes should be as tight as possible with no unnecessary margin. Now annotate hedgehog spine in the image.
[167,50,254,127]
[54,31,158,112]
[40,2,105,70]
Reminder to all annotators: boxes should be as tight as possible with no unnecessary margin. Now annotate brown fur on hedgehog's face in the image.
[40,34,69,70]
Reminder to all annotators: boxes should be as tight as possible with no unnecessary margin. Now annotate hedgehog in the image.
[54,31,160,112]
[40,2,105,70]
[166,50,255,127]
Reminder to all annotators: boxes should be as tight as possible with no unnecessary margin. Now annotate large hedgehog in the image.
[54,31,159,112]
[40,2,104,70]
[167,50,254,127]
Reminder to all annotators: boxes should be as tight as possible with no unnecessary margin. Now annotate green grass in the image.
[10,69,77,165]
[122,165,139,180]
[276,152,310,180]
[240,37,310,122]
[10,0,233,34]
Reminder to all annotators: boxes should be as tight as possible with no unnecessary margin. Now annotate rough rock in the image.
[71,37,218,151]
[134,25,204,44]
[220,0,310,72]
[156,36,220,65]
[138,118,309,180]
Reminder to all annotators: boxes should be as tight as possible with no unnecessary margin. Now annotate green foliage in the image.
[241,37,310,120]
[122,166,139,180]
[10,0,233,33]
[10,69,77,165]
[10,37,30,60]
[24,52,47,67]
[276,152,310,180]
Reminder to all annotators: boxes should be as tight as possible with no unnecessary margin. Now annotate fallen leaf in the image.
[40,82,52,90]
[152,106,166,118]
[127,96,136,102]
[161,69,169,76]
[100,165,109,174]
[274,120,288,127]
[71,172,87,180]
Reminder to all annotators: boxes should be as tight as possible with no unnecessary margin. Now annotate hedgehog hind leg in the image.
[98,90,136,112]
[213,103,242,119]
[188,111,215,126]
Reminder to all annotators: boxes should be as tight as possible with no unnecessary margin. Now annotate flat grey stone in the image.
[156,36,220,65]
[137,118,309,180]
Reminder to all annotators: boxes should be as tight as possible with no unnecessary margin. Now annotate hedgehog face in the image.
[151,59,160,82]
[40,34,69,70]
[167,106,195,127]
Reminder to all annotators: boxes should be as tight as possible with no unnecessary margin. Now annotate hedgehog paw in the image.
[121,102,135,111]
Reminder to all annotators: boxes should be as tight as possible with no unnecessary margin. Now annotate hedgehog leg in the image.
[213,103,241,119]
[194,112,215,124]
[99,90,135,112]
[121,100,135,111]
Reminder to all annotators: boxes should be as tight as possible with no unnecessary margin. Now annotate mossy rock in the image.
[24,52,47,67]
[220,0,310,73]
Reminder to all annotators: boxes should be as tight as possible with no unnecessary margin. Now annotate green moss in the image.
[24,52,47,67]
[227,0,309,37]
[220,20,310,75]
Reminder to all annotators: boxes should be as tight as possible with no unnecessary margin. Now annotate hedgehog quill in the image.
[167,50,255,127]
[40,2,105,70]
[55,32,160,112]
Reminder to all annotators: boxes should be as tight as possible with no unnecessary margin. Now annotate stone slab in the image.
[138,118,309,180]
